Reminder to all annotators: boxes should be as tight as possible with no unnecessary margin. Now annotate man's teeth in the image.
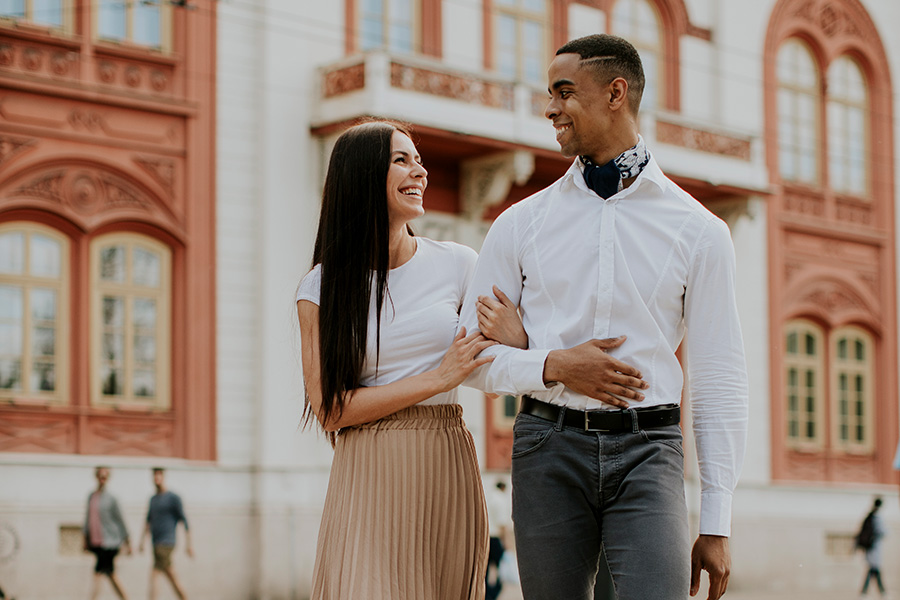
[556,125,570,139]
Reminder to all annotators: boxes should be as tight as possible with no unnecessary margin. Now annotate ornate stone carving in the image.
[50,52,71,76]
[792,0,862,39]
[125,66,142,87]
[783,193,825,217]
[461,151,534,220]
[98,61,116,83]
[531,91,548,118]
[800,284,865,314]
[0,136,37,166]
[13,171,65,203]
[134,156,176,193]
[69,173,102,213]
[323,63,366,97]
[835,199,872,225]
[0,417,75,453]
[656,120,752,160]
[102,175,149,209]
[89,420,173,456]
[390,63,515,110]
[21,48,43,71]
[0,45,13,67]
[68,109,106,132]
[150,70,168,92]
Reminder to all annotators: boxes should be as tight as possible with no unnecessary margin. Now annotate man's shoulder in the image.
[493,173,569,225]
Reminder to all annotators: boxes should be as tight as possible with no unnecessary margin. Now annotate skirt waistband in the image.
[349,403,464,431]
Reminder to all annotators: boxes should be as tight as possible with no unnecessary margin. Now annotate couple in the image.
[297,34,749,600]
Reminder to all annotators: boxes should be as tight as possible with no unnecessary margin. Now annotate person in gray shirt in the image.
[83,466,131,600]
[138,468,193,600]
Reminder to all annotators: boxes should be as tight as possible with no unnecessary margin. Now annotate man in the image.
[461,34,748,600]
[138,468,193,600]
[83,466,131,600]
[857,497,887,598]
[485,480,513,600]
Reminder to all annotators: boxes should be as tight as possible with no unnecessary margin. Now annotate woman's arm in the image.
[476,285,528,349]
[298,299,496,432]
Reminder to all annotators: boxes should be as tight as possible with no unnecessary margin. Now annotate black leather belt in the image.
[520,395,680,432]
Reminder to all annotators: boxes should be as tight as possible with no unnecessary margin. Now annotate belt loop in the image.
[555,407,566,432]
[627,408,639,434]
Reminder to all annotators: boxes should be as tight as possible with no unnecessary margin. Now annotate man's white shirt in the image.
[459,155,749,537]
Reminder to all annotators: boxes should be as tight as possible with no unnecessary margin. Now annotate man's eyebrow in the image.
[549,78,576,93]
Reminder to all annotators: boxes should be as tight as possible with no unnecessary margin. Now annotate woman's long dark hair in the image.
[303,120,413,436]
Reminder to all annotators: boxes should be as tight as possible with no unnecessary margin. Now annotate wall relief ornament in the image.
[134,156,176,193]
[790,0,863,39]
[13,171,65,203]
[0,136,37,166]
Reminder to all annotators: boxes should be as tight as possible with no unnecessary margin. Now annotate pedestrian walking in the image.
[296,120,527,600]
[138,468,192,600]
[83,466,131,600]
[463,33,749,600]
[856,497,887,598]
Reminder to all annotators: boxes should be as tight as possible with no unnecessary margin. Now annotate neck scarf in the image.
[581,135,651,199]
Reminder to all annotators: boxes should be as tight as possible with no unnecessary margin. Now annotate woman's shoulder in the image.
[296,264,322,304]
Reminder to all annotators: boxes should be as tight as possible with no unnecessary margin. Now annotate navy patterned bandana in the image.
[581,135,651,199]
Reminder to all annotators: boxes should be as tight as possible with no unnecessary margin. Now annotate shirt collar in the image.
[566,143,668,198]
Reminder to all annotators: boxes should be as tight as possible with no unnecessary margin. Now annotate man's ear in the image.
[608,77,629,111]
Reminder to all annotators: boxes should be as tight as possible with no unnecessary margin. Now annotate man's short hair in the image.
[556,34,646,114]
[152,467,165,475]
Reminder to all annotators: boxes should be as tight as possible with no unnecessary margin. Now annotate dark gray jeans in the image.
[510,410,690,600]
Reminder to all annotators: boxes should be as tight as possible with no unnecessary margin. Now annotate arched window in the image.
[831,327,874,453]
[784,320,824,448]
[494,0,549,84]
[827,56,868,196]
[777,40,819,184]
[90,233,171,410]
[611,0,663,112]
[0,223,69,404]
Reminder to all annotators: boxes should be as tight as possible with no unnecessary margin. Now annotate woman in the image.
[297,120,525,599]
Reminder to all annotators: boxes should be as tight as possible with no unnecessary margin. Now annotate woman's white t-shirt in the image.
[296,237,477,406]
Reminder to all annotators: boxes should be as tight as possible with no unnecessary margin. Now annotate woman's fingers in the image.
[492,285,514,308]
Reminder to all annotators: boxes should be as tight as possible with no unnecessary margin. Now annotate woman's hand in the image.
[434,328,497,392]
[477,285,528,349]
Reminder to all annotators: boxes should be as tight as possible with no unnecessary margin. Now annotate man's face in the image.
[153,470,165,488]
[545,53,613,161]
[96,468,110,487]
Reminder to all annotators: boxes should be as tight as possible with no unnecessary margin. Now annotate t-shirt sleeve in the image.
[453,243,479,310]
[296,265,322,305]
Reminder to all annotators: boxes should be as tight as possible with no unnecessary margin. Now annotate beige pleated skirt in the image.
[310,404,488,600]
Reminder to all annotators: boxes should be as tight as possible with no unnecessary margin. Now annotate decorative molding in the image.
[13,171,65,203]
[656,120,752,160]
[0,135,37,166]
[68,109,106,132]
[0,416,75,453]
[134,156,176,193]
[390,63,515,110]
[791,0,863,39]
[0,44,12,67]
[88,420,174,456]
[835,198,872,225]
[460,151,534,220]
[323,63,366,97]
[783,193,825,218]
[21,47,43,71]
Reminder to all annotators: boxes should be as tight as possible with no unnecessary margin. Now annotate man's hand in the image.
[543,337,647,408]
[690,535,731,600]
[186,546,194,558]
[121,542,132,556]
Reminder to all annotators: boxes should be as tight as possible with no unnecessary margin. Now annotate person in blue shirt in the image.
[138,468,193,600]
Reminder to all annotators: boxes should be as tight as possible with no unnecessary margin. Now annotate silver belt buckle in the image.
[583,410,610,432]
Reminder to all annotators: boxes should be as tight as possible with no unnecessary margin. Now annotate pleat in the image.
[309,404,488,600]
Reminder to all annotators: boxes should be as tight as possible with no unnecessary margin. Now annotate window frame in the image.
[826,55,869,197]
[830,326,875,454]
[784,319,826,451]
[0,222,70,406]
[610,0,664,112]
[776,39,821,185]
[0,0,72,31]
[358,0,420,54]
[492,0,550,85]
[93,0,174,53]
[89,232,172,411]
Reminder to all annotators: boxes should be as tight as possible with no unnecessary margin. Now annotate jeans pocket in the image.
[639,425,685,457]
[511,414,555,459]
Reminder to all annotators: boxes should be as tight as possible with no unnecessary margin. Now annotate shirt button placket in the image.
[593,200,616,338]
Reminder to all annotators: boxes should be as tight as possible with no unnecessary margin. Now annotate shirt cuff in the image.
[699,491,733,537]
[507,348,552,394]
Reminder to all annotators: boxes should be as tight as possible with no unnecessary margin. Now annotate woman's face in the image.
[385,130,427,227]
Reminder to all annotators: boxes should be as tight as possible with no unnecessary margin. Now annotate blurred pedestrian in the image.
[486,480,512,600]
[857,497,887,598]
[83,466,130,600]
[138,468,192,600]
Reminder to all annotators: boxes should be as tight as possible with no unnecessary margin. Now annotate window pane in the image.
[522,19,543,83]
[786,331,797,354]
[0,285,23,320]
[133,369,156,397]
[133,298,157,328]
[0,0,25,19]
[30,234,61,277]
[98,0,127,40]
[31,362,55,392]
[133,248,161,288]
[101,366,123,395]
[134,335,156,363]
[855,340,865,361]
[102,296,125,326]
[0,232,25,274]
[0,323,22,355]
[837,338,847,359]
[31,327,54,357]
[523,0,545,12]
[641,52,658,111]
[0,359,21,390]
[100,246,126,282]
[102,333,124,361]
[496,15,516,78]
[805,334,816,356]
[360,0,383,50]
[30,288,56,321]
[32,0,62,27]
[133,0,161,46]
